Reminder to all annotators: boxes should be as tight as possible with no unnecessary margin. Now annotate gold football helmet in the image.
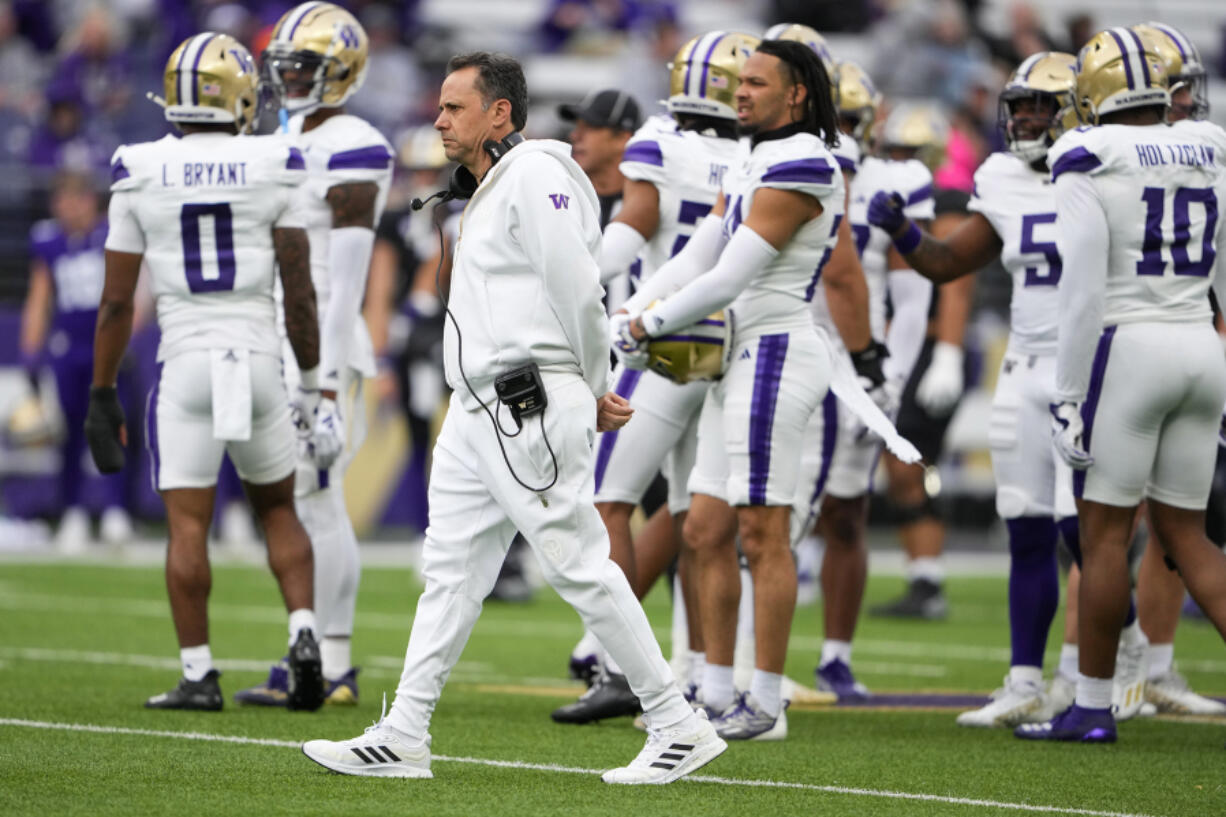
[998,52,1077,163]
[880,103,949,172]
[646,311,734,385]
[263,2,368,116]
[832,61,880,152]
[1134,22,1208,120]
[668,31,760,121]
[396,125,448,171]
[763,23,834,75]
[161,33,259,132]
[1073,27,1168,125]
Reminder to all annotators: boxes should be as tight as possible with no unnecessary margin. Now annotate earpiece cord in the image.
[430,214,559,493]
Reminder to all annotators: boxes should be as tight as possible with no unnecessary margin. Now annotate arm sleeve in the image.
[640,225,778,337]
[104,191,145,254]
[598,220,647,284]
[1054,171,1109,403]
[510,159,611,398]
[621,211,726,314]
[318,226,375,390]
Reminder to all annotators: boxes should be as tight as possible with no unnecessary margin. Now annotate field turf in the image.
[1,555,1224,816]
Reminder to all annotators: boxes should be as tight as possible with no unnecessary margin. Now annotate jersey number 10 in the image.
[181,202,236,293]
[1137,186,1218,277]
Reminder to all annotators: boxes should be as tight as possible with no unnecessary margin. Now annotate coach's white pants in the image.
[388,376,693,740]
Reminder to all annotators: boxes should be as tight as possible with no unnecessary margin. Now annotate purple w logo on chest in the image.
[548,193,570,210]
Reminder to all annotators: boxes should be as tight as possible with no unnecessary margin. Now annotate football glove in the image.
[610,312,648,370]
[85,386,126,473]
[1050,401,1094,470]
[311,396,345,470]
[916,341,964,417]
[866,191,908,235]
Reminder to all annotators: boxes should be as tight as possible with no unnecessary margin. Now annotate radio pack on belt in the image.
[495,362,548,429]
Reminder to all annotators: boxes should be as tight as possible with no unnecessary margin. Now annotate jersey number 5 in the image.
[1137,186,1218,277]
[181,202,236,293]
[1020,213,1062,286]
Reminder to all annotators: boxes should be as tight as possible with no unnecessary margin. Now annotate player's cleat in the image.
[1014,703,1116,742]
[869,578,948,620]
[325,668,360,706]
[233,658,289,706]
[815,659,871,702]
[601,710,726,785]
[145,669,223,711]
[1112,636,1148,721]
[1145,669,1226,715]
[551,671,641,724]
[1047,672,1076,717]
[568,654,601,687]
[287,629,325,712]
[956,675,1047,727]
[711,692,788,741]
[303,703,432,778]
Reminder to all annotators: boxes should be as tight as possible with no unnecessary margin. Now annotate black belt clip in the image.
[495,362,548,429]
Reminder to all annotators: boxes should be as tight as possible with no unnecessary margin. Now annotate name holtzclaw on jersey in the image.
[720,132,843,338]
[620,114,741,282]
[106,132,308,362]
[968,151,1061,355]
[1049,121,1226,327]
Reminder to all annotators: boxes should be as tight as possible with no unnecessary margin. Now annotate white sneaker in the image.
[302,700,432,778]
[99,507,133,546]
[1145,669,1226,715]
[1112,637,1149,721]
[1046,672,1076,717]
[602,710,726,785]
[956,675,1047,728]
[55,506,91,554]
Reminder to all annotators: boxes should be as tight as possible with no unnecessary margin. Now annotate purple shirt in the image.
[30,218,108,346]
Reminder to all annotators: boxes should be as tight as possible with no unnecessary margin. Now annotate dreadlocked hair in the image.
[755,39,840,148]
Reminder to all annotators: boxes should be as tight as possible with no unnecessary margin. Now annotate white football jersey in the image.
[1049,121,1226,327]
[284,113,394,376]
[104,132,307,362]
[968,151,1061,355]
[845,156,934,338]
[807,136,863,344]
[720,131,844,336]
[619,114,741,282]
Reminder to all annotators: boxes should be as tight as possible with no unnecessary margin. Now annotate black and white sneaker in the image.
[303,697,433,778]
[602,709,726,785]
[145,669,223,711]
[287,629,325,712]
[551,671,640,724]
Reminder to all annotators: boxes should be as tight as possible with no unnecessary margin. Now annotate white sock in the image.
[702,663,735,712]
[1075,675,1113,710]
[571,629,599,660]
[749,669,783,718]
[1009,665,1043,687]
[603,650,623,677]
[819,639,852,668]
[908,556,945,584]
[689,652,706,690]
[288,608,317,646]
[1119,619,1147,647]
[181,644,213,682]
[1059,643,1079,680]
[1148,642,1174,680]
[322,636,351,681]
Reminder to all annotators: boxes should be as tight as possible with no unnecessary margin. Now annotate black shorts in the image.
[895,337,961,464]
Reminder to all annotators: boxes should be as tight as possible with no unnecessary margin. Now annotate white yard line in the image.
[0,717,1162,817]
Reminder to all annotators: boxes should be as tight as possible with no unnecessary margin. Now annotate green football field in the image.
[2,554,1224,817]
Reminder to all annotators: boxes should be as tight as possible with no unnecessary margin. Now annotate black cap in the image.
[557,89,643,132]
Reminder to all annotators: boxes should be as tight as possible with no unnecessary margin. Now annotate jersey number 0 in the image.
[181,202,236,293]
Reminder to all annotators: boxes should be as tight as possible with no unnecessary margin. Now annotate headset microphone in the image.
[410,189,454,211]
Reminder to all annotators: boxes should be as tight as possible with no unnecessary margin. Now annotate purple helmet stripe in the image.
[697,33,726,99]
[1126,28,1151,87]
[1153,23,1188,60]
[189,33,216,106]
[284,2,321,42]
[1106,29,1136,91]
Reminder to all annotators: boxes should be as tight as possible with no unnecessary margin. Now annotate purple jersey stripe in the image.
[836,154,856,172]
[906,183,933,205]
[328,145,393,170]
[622,141,664,167]
[1072,326,1116,499]
[286,147,305,170]
[761,158,834,185]
[748,333,789,505]
[111,159,130,183]
[594,368,643,493]
[1050,147,1102,180]
[1106,29,1136,91]
[808,390,839,506]
[144,363,164,492]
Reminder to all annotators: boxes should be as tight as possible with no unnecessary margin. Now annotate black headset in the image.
[411,132,524,210]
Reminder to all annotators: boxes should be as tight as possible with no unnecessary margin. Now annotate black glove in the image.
[849,340,889,390]
[85,386,126,473]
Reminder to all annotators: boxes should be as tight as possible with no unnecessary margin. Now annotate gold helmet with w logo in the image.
[1133,22,1208,120]
[263,2,368,116]
[998,51,1077,163]
[832,61,880,151]
[646,310,734,384]
[880,103,949,172]
[162,33,259,133]
[668,31,760,121]
[763,23,834,74]
[1073,27,1168,125]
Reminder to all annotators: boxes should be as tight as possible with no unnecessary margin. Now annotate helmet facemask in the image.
[263,45,341,116]
[1000,89,1062,164]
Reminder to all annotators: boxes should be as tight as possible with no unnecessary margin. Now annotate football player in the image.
[867,52,1082,725]
[86,33,324,711]
[1015,28,1226,742]
[236,2,393,708]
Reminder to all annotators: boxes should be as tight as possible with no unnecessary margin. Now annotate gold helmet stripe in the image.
[1104,26,1150,92]
[278,1,324,43]
[177,32,217,108]
[685,31,729,101]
